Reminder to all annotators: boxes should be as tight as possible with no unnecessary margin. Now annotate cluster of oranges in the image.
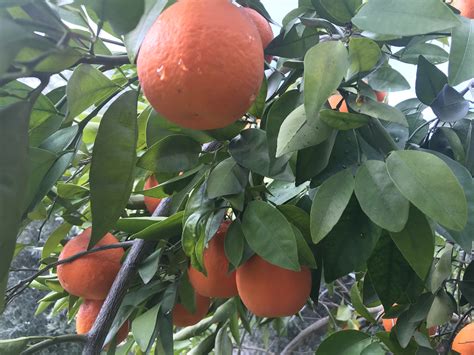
[137,0,273,130]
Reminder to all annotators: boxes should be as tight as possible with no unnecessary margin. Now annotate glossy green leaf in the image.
[215,326,233,355]
[132,304,160,351]
[311,169,354,243]
[390,207,434,280]
[400,43,449,65]
[347,38,381,78]
[311,0,361,25]
[355,160,409,232]
[429,244,452,292]
[90,91,138,246]
[293,226,317,268]
[449,18,474,86]
[316,330,371,355]
[347,96,408,127]
[266,24,319,58]
[304,41,349,119]
[350,283,377,323]
[103,0,145,35]
[415,56,447,105]
[426,289,455,328]
[0,17,32,76]
[386,150,467,231]
[41,223,72,260]
[206,158,248,199]
[0,101,32,312]
[319,197,381,282]
[138,249,161,284]
[276,104,333,157]
[242,201,300,271]
[368,66,411,92]
[277,204,311,242]
[320,109,369,130]
[224,219,245,268]
[352,0,460,36]
[132,212,184,240]
[367,233,416,310]
[65,64,118,122]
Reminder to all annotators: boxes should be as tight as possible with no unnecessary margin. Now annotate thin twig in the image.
[21,334,87,354]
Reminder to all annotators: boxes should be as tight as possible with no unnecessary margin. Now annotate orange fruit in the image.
[375,90,387,102]
[452,0,474,19]
[137,0,264,130]
[328,95,348,112]
[240,7,274,62]
[76,299,129,345]
[172,292,210,327]
[188,220,238,298]
[236,255,312,317]
[453,323,474,354]
[143,175,161,214]
[57,228,124,300]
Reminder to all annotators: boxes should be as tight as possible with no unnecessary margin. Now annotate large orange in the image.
[453,323,474,354]
[137,0,264,130]
[240,7,274,62]
[452,0,474,19]
[328,95,348,112]
[57,228,124,300]
[76,299,129,345]
[143,175,161,214]
[188,220,238,298]
[236,255,311,317]
[172,292,210,327]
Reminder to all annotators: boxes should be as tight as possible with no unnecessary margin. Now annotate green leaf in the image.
[276,104,333,157]
[316,330,371,355]
[347,38,381,78]
[350,283,377,323]
[124,0,170,62]
[354,160,409,232]
[310,169,354,243]
[215,326,233,355]
[90,91,138,246]
[138,249,161,284]
[386,150,467,231]
[304,41,349,119]
[429,244,452,292]
[352,0,461,36]
[241,201,300,271]
[367,233,417,310]
[320,109,369,130]
[137,135,201,174]
[311,0,362,25]
[400,43,449,65]
[368,66,411,92]
[347,96,408,127]
[224,219,245,268]
[132,303,160,351]
[41,223,72,259]
[131,212,184,240]
[426,289,455,328]
[206,158,248,199]
[0,101,32,312]
[65,64,118,122]
[0,17,32,76]
[390,207,434,280]
[293,226,317,268]
[449,18,474,86]
[266,24,319,58]
[277,204,311,242]
[102,0,145,35]
[248,77,267,119]
[319,197,381,282]
[415,56,447,105]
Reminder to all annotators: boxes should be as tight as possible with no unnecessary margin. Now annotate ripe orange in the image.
[172,292,210,327]
[452,0,474,18]
[375,90,387,102]
[143,175,161,214]
[137,0,264,130]
[240,7,274,62]
[453,323,474,354]
[328,95,348,112]
[57,228,124,300]
[76,299,129,345]
[236,255,312,317]
[188,220,238,298]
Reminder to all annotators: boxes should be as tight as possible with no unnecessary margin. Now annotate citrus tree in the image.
[1,0,474,353]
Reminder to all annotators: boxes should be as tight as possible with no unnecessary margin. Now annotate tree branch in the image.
[21,334,87,354]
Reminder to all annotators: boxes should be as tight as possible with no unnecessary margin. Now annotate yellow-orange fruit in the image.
[328,95,348,112]
[143,175,161,214]
[240,7,274,62]
[172,292,210,327]
[236,255,312,317]
[137,0,264,130]
[453,323,474,354]
[375,90,387,102]
[57,228,124,300]
[188,220,238,298]
[76,299,129,345]
[453,0,474,19]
